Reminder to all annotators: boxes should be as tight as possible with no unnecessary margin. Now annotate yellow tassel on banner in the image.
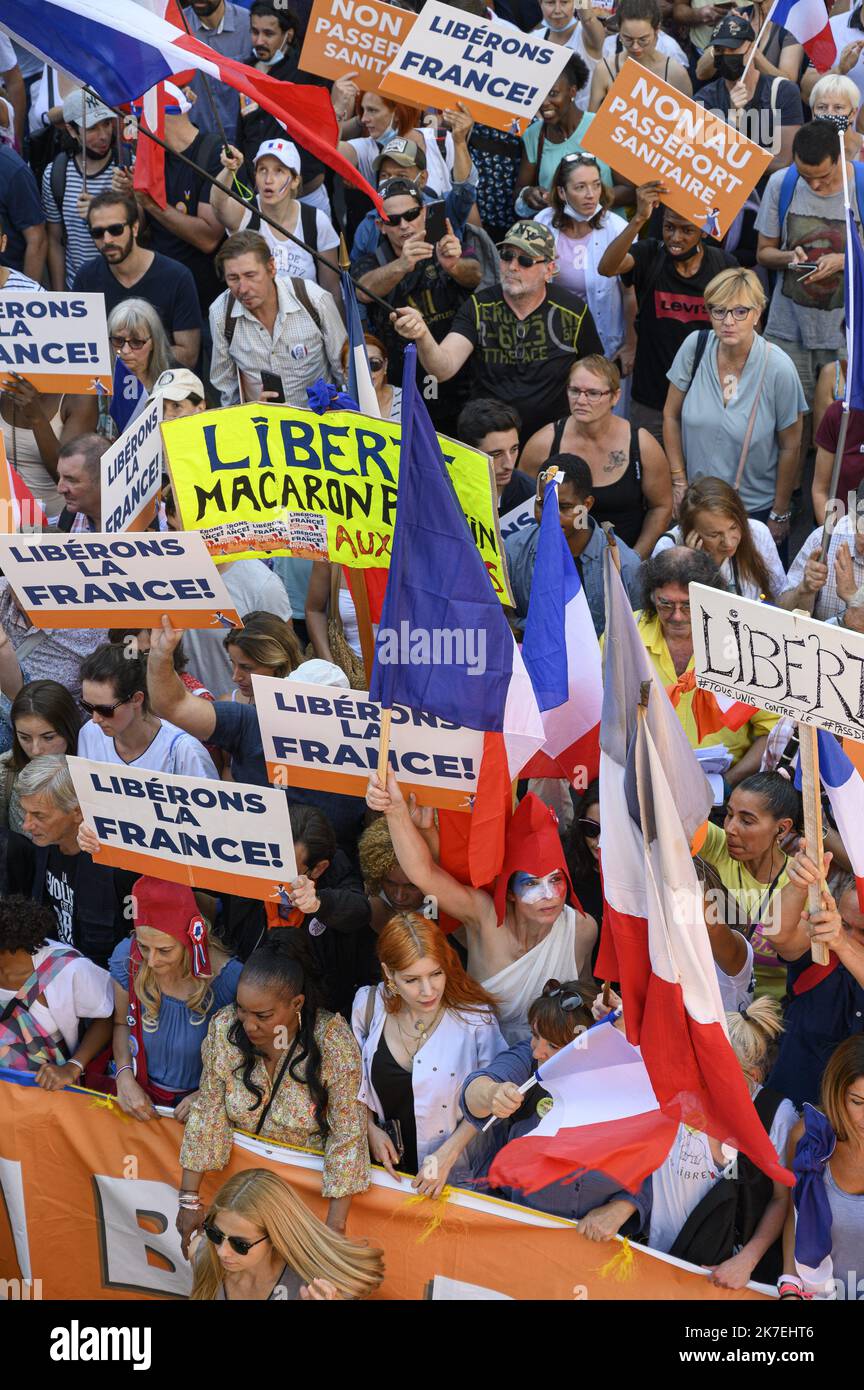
[598,1236,636,1282]
[403,1187,454,1243]
[86,1093,131,1122]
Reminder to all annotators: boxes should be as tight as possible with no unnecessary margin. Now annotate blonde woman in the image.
[108,876,240,1122]
[649,997,796,1289]
[191,1169,384,1301]
[221,612,303,706]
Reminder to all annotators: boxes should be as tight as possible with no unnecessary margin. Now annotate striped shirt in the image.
[208,276,347,409]
[41,156,117,288]
[0,269,44,292]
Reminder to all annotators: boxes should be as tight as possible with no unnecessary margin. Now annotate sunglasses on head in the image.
[577,818,601,838]
[499,247,546,268]
[384,205,423,226]
[110,335,151,351]
[204,1221,268,1257]
[91,222,129,239]
[81,695,132,719]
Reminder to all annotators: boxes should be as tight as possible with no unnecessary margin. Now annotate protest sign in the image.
[0,292,111,394]
[0,531,241,629]
[300,0,417,90]
[162,403,514,603]
[498,496,536,546]
[379,0,571,133]
[0,433,44,533]
[254,675,483,808]
[67,758,297,900]
[690,583,864,741]
[101,394,162,533]
[580,59,773,237]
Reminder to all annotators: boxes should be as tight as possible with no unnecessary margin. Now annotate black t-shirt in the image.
[237,48,327,192]
[72,250,203,341]
[450,285,604,441]
[499,469,536,515]
[622,240,738,411]
[146,131,225,311]
[44,847,78,948]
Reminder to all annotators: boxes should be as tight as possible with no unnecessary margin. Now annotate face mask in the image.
[512,871,565,904]
[716,54,747,81]
[377,125,398,145]
[564,199,599,221]
[815,112,851,132]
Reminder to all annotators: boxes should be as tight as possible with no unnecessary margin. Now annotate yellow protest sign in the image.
[161,403,514,604]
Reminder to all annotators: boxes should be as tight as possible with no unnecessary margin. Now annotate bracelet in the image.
[114,1064,134,1080]
[66,1057,85,1075]
[178,1196,203,1210]
[670,470,686,480]
[768,510,791,523]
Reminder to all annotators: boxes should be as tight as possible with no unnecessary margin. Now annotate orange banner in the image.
[299,0,417,91]
[0,1075,771,1301]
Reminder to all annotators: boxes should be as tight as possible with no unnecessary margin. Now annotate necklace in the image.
[396,1008,443,1064]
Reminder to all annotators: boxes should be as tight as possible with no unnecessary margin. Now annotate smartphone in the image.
[425,199,448,245]
[260,370,286,402]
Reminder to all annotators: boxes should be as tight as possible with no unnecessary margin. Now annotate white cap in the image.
[288,659,350,689]
[151,367,205,402]
[254,138,301,173]
[62,89,115,127]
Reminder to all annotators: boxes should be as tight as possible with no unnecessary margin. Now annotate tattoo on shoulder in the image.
[605,449,626,473]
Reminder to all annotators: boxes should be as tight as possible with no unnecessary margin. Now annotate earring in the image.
[297,1008,302,1031]
[385,977,399,996]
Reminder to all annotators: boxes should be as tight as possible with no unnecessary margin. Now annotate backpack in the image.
[777,159,864,237]
[223,276,323,348]
[687,328,711,386]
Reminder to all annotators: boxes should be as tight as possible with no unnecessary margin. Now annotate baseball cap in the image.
[374,137,427,175]
[498,220,556,262]
[63,89,115,127]
[379,177,423,205]
[711,13,756,46]
[151,368,205,402]
[254,138,301,172]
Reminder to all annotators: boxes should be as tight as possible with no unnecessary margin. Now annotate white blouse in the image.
[0,941,114,1055]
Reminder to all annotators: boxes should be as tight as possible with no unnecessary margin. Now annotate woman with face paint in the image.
[366,777,597,1045]
[352,913,504,1196]
[461,978,652,1237]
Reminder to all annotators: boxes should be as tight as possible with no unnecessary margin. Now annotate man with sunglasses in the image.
[74,192,203,370]
[355,178,481,433]
[392,220,602,442]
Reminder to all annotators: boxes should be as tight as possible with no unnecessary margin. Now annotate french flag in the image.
[341,271,380,420]
[1,0,383,210]
[520,474,601,785]
[0,437,48,533]
[768,0,836,71]
[597,552,793,1187]
[370,346,545,888]
[108,357,148,436]
[131,71,196,211]
[813,729,864,912]
[488,1017,678,1196]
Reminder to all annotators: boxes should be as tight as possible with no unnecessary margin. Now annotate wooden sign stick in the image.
[796,721,830,967]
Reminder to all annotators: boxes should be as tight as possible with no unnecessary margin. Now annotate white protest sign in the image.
[0,531,242,629]
[102,394,163,533]
[254,675,483,809]
[379,0,571,133]
[68,758,297,902]
[498,497,536,545]
[0,292,111,394]
[690,582,864,741]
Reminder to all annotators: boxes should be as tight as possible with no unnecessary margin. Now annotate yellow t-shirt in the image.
[698,821,789,1000]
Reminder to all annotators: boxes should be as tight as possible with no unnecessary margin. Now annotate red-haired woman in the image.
[351,912,505,1197]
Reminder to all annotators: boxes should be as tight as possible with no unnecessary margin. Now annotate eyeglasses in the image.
[499,247,547,268]
[620,31,655,46]
[81,695,133,719]
[708,306,753,322]
[383,205,423,226]
[577,818,601,838]
[367,358,385,371]
[91,222,130,239]
[654,597,691,617]
[110,335,151,351]
[568,386,612,402]
[204,1221,268,1257]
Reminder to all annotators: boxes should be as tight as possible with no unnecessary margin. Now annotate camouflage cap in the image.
[498,220,556,262]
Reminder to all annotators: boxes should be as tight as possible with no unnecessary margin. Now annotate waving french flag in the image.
[813,730,864,912]
[1,0,382,209]
[768,0,836,71]
[489,1017,677,1196]
[520,475,601,785]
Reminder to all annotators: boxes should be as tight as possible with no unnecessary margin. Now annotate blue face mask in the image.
[378,125,398,146]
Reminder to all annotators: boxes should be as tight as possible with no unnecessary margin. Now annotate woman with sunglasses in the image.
[533,154,637,388]
[636,547,778,785]
[516,55,618,216]
[589,0,692,111]
[663,268,805,560]
[177,930,369,1253]
[77,642,217,779]
[104,299,174,438]
[191,1168,384,1301]
[352,912,504,1196]
[520,354,673,557]
[462,978,651,1237]
[340,334,401,423]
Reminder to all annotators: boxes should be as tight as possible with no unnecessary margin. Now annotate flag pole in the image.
[601,520,622,573]
[741,2,777,81]
[817,136,856,566]
[173,4,251,202]
[794,716,830,966]
[82,87,397,317]
[81,95,87,196]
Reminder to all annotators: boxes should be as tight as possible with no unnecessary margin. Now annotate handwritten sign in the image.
[581,59,772,237]
[0,532,241,629]
[254,675,482,808]
[102,395,163,533]
[691,583,864,741]
[300,0,417,90]
[68,758,297,901]
[0,292,111,394]
[379,0,571,133]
